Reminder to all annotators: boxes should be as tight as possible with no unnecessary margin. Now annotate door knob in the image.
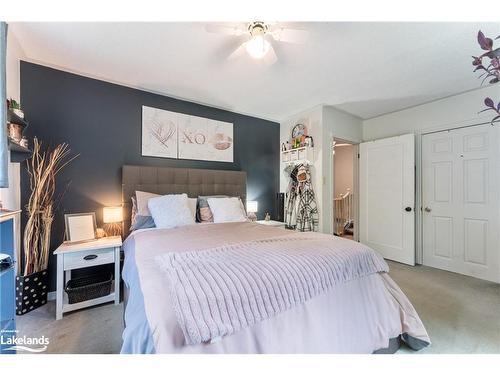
[424,207,432,212]
[405,207,412,212]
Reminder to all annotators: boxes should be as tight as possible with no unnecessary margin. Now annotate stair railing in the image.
[333,189,353,236]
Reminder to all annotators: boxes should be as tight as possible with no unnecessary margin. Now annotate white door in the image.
[422,124,499,282]
[359,134,415,265]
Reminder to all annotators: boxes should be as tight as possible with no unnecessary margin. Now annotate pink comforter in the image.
[122,222,430,353]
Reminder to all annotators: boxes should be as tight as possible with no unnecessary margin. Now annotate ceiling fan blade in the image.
[227,42,248,60]
[205,24,246,36]
[263,44,278,65]
[269,27,309,44]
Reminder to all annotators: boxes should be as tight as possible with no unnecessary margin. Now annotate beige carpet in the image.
[16,261,500,354]
[16,301,123,354]
[389,261,500,354]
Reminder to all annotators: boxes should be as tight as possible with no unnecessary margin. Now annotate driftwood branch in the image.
[22,138,78,275]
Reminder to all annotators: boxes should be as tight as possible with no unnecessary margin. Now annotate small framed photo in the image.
[64,213,97,243]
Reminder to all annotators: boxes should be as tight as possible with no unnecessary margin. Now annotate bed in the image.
[120,165,430,354]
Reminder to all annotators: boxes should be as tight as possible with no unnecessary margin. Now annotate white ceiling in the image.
[10,22,500,121]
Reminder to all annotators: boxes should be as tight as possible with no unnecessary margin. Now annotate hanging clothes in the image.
[295,165,319,232]
[284,164,319,232]
[284,164,298,228]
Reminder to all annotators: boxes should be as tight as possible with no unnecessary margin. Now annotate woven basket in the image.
[65,273,112,304]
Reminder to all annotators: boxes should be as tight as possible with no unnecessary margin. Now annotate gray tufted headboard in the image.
[122,165,247,236]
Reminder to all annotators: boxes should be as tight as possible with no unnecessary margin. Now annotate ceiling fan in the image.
[205,22,309,64]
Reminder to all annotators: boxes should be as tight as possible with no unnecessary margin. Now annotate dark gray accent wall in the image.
[20,61,280,291]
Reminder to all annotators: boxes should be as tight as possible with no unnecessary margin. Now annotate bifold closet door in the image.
[422,124,499,282]
[359,134,415,265]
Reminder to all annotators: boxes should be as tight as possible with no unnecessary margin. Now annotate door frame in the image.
[417,120,497,264]
[330,136,360,241]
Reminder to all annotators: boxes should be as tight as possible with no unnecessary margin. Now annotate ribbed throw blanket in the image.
[156,233,389,345]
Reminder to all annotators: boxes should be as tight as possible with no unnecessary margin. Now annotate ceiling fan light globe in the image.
[246,35,270,59]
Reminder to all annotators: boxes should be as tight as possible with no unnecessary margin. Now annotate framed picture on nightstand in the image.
[64,212,97,243]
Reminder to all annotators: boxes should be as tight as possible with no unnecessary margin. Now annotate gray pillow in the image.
[130,215,156,231]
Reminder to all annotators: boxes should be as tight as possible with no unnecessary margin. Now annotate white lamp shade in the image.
[247,200,258,213]
[103,206,123,223]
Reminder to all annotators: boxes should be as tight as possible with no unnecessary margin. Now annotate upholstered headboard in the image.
[122,165,247,236]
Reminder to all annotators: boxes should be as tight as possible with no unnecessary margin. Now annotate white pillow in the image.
[136,191,160,216]
[187,197,197,220]
[207,197,248,223]
[137,191,197,221]
[148,193,195,229]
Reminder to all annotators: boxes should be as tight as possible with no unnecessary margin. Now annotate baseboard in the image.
[48,291,56,301]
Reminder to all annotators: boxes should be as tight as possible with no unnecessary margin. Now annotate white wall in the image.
[321,106,362,234]
[280,105,324,230]
[323,106,363,143]
[363,86,500,140]
[362,84,500,263]
[2,28,26,258]
[333,145,354,197]
[279,105,362,233]
[6,29,24,105]
[2,29,25,209]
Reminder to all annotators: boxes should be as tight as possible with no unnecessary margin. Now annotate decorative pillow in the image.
[199,206,214,223]
[130,215,156,231]
[196,195,228,222]
[136,191,160,216]
[130,196,138,229]
[206,197,248,223]
[148,193,195,229]
[131,194,197,231]
[187,197,197,221]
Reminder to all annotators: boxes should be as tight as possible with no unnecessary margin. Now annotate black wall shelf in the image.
[6,109,31,162]
[8,138,32,162]
[7,109,29,129]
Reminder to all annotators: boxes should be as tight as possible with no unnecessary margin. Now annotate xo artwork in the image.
[141,105,234,163]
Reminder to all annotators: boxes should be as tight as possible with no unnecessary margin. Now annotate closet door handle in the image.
[405,207,412,212]
[424,207,432,213]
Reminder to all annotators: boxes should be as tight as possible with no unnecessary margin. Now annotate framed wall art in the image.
[178,115,233,163]
[141,106,178,159]
[64,212,97,243]
[141,105,233,163]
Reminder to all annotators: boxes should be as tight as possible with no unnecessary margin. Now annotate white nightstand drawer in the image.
[63,248,115,270]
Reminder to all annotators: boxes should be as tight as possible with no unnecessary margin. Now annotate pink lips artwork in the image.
[212,133,233,150]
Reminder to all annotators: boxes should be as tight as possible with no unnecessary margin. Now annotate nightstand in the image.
[255,220,286,228]
[53,236,122,320]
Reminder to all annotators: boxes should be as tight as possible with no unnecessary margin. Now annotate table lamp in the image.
[247,200,258,221]
[103,206,123,237]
